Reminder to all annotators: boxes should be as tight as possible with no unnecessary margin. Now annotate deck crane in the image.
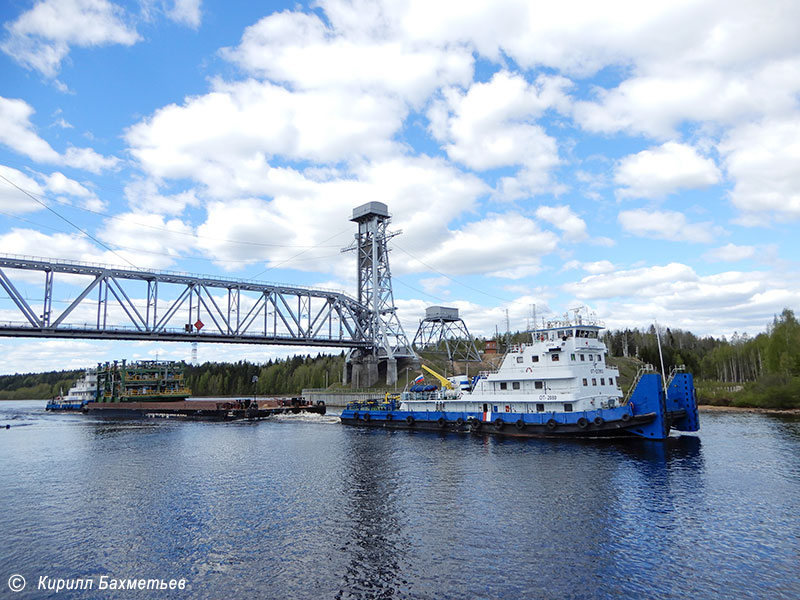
[421,364,454,390]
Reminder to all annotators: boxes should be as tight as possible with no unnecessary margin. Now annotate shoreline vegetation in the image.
[1,308,798,409]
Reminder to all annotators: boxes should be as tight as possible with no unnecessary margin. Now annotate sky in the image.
[0,0,799,375]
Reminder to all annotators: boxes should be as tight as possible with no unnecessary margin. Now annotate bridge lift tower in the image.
[412,306,481,363]
[343,202,417,387]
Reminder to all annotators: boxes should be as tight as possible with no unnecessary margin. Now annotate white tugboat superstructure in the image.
[341,311,700,440]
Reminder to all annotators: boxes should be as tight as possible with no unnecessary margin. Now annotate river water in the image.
[1,401,798,599]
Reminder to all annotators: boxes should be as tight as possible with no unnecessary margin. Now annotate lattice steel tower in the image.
[413,306,481,363]
[343,202,416,386]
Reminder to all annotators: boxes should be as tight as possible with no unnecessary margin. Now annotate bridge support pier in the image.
[344,353,418,388]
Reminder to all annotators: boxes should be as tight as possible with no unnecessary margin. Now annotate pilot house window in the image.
[531,356,539,363]
[534,381,543,389]
[512,382,520,390]
[499,382,507,390]
[551,354,560,362]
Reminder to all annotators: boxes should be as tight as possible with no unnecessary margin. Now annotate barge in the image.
[341,312,699,440]
[48,359,326,420]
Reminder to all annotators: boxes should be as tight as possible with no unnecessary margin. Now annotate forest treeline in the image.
[183,353,345,397]
[1,309,798,407]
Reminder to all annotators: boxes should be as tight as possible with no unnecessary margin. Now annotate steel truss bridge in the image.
[0,255,372,348]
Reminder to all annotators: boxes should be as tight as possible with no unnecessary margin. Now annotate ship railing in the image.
[623,364,657,405]
[667,365,687,387]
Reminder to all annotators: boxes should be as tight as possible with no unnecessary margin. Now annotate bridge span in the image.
[0,202,418,385]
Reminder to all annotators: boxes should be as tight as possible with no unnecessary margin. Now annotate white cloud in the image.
[0,166,46,213]
[0,96,118,172]
[703,243,756,262]
[564,262,699,300]
[0,97,60,163]
[416,213,559,279]
[1,0,140,77]
[123,179,199,215]
[618,208,721,243]
[615,141,721,199]
[97,212,195,269]
[0,228,104,262]
[167,0,201,28]
[126,79,406,191]
[428,71,567,196]
[223,9,472,106]
[564,263,800,337]
[719,116,800,224]
[535,205,588,241]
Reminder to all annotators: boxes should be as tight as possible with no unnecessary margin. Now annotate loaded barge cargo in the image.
[49,359,326,420]
[84,397,326,420]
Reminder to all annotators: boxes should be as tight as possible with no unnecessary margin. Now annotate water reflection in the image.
[336,432,410,599]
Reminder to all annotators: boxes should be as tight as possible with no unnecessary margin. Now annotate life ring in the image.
[456,417,464,426]
[629,402,635,411]
[505,405,510,413]
[352,412,359,420]
[437,417,446,428]
[593,416,604,426]
[363,413,370,422]
[316,400,325,406]
[515,419,525,430]
[494,418,504,430]
[546,419,557,430]
[621,413,632,423]
[526,367,532,373]
[577,417,589,429]
[406,415,415,425]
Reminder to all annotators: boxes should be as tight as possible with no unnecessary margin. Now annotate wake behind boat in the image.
[341,312,699,440]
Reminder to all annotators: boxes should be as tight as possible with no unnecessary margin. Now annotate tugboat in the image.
[46,368,98,411]
[340,312,699,440]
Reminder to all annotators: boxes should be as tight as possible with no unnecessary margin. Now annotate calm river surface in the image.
[1,400,798,599]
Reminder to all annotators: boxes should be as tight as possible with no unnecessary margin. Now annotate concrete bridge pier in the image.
[343,353,419,388]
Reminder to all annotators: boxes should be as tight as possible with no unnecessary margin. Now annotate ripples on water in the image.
[1,402,798,599]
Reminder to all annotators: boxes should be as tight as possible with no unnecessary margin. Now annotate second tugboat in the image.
[341,312,699,440]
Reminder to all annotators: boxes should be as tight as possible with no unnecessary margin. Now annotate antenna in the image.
[654,320,668,397]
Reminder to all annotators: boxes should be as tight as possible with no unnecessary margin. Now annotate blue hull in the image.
[341,372,699,440]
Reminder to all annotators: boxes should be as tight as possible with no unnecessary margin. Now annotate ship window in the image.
[531,355,539,363]
[592,378,597,386]
[500,382,507,390]
[564,403,573,412]
[580,354,585,361]
[570,353,576,361]
[512,382,520,390]
[535,381,543,389]
[601,378,605,385]
[536,403,544,412]
[551,354,560,362]
[516,356,524,363]
[582,378,588,386]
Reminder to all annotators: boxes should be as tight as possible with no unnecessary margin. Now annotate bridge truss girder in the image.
[0,256,371,348]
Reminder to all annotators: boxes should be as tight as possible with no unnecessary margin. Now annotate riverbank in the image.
[699,404,800,415]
